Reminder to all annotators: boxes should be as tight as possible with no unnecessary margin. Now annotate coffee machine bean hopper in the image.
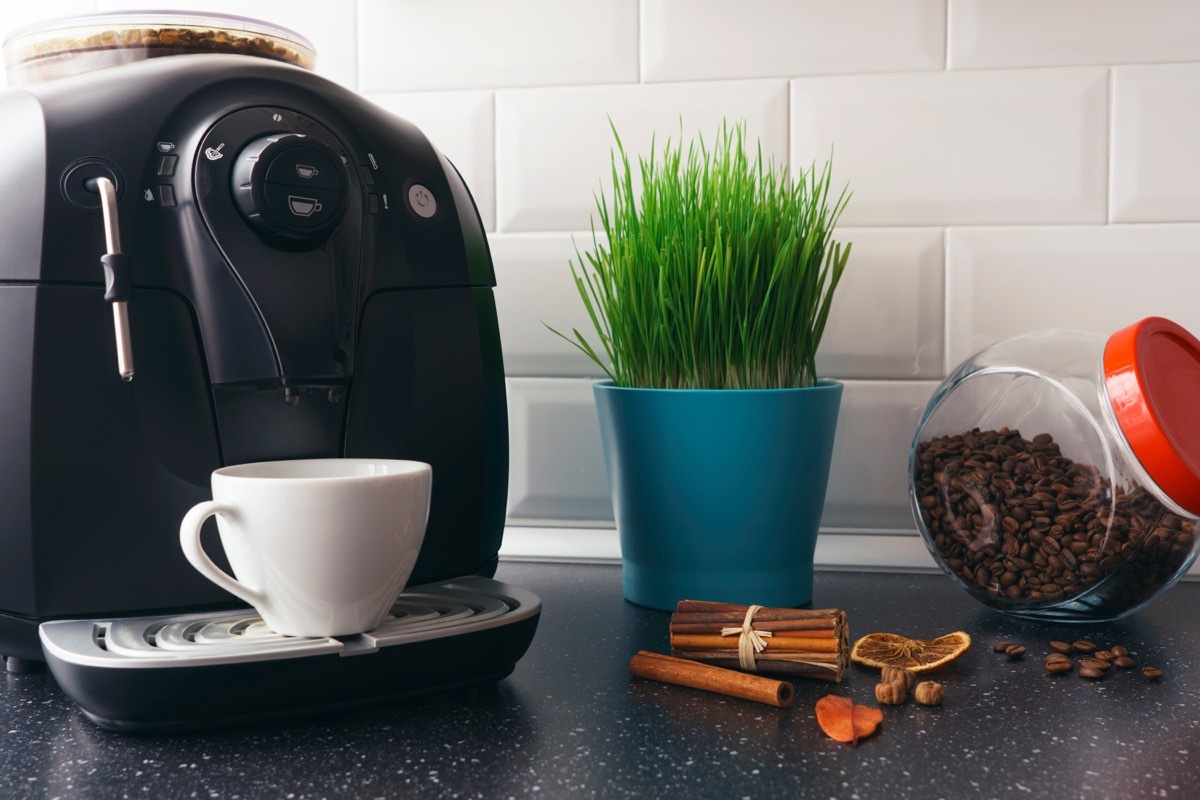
[0,11,538,731]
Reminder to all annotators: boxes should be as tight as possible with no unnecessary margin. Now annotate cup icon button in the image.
[295,164,319,179]
[263,183,340,231]
[288,196,322,217]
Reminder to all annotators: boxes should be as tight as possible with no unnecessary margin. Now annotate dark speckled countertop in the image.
[2,562,1198,799]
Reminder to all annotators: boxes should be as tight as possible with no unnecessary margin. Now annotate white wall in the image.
[5,2,1200,570]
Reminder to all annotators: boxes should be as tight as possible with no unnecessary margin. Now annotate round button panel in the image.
[407,183,437,219]
[232,134,349,242]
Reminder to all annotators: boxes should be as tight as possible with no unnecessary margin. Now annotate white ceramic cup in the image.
[179,458,432,638]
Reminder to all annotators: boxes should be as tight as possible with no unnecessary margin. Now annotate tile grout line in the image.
[1106,67,1115,224]
[786,78,792,174]
[636,0,644,84]
[492,90,500,233]
[943,0,950,71]
[942,227,952,377]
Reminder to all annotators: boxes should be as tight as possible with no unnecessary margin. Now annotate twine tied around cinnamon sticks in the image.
[720,604,772,671]
[670,599,850,682]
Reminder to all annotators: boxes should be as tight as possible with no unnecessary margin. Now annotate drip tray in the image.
[39,576,541,732]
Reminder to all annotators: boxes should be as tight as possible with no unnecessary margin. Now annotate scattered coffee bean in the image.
[995,631,1164,686]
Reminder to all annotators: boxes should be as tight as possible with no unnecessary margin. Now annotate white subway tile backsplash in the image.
[823,380,935,530]
[1111,65,1200,223]
[945,225,1200,367]
[491,233,609,378]
[791,69,1110,227]
[357,0,638,92]
[504,375,932,532]
[818,228,945,380]
[950,0,1200,70]
[496,80,789,231]
[94,0,359,89]
[367,91,495,231]
[491,227,943,382]
[506,378,612,523]
[642,0,944,83]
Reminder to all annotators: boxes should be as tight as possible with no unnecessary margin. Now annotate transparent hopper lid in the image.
[3,11,316,86]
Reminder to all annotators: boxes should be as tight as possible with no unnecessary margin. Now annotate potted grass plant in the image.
[552,121,851,610]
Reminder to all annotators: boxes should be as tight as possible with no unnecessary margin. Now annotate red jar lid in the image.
[1103,317,1200,515]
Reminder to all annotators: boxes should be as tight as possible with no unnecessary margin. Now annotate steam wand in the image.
[93,177,135,381]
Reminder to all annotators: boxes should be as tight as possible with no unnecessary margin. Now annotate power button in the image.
[407,183,437,219]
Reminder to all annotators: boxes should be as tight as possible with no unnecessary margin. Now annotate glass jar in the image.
[910,317,1200,621]
[2,11,315,87]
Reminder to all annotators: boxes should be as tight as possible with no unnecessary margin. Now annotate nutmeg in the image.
[880,665,916,691]
[874,680,906,705]
[914,681,945,706]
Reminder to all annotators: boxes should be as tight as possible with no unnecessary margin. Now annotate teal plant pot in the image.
[593,380,843,611]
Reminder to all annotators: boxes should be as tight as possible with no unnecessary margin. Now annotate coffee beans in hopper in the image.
[914,428,1196,615]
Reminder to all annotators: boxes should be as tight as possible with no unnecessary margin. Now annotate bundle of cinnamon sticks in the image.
[669,599,849,682]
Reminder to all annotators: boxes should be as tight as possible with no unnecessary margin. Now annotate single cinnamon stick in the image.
[669,620,838,635]
[675,600,843,619]
[698,658,842,681]
[670,634,841,653]
[628,650,794,708]
[676,650,842,664]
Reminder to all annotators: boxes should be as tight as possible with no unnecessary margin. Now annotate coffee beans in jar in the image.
[914,427,1196,618]
[3,12,316,87]
[910,320,1200,621]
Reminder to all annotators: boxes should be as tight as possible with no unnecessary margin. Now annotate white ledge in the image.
[499,525,1200,580]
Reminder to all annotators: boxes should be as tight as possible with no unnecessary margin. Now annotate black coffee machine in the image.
[0,13,538,730]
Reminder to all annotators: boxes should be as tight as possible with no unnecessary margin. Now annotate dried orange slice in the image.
[850,631,972,673]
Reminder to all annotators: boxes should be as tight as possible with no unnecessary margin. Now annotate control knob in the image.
[232,134,348,243]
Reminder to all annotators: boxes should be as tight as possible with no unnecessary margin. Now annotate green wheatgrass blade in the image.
[545,120,851,389]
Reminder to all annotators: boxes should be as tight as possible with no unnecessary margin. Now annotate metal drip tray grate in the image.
[39,576,541,731]
[85,582,518,665]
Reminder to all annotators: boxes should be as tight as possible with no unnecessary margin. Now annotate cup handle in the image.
[179,501,267,609]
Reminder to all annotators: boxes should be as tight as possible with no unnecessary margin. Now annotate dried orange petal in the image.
[851,702,883,741]
[815,694,882,745]
[849,631,972,673]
